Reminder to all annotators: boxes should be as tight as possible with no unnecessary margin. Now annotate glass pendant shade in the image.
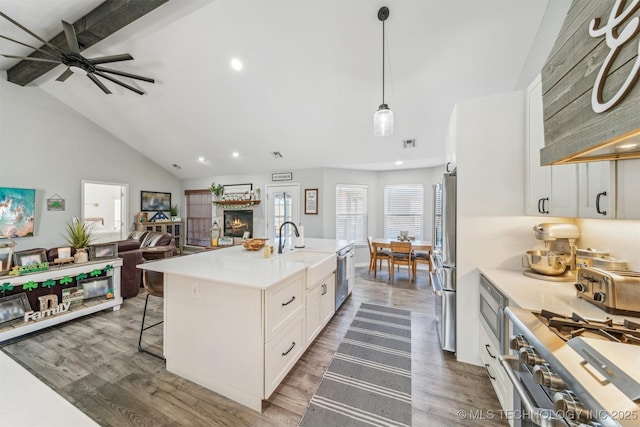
[373,104,393,136]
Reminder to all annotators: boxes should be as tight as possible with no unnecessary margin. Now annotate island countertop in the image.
[138,238,348,289]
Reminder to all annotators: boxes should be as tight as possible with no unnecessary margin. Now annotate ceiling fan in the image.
[0,11,154,95]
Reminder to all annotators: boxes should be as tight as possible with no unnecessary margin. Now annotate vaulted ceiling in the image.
[0,0,567,179]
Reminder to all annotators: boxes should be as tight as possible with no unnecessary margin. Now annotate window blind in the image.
[185,189,212,246]
[336,184,368,245]
[384,184,424,239]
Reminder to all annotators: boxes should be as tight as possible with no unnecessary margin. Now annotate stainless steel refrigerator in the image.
[430,172,456,352]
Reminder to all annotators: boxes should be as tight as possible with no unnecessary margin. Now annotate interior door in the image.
[81,180,128,243]
[266,184,300,240]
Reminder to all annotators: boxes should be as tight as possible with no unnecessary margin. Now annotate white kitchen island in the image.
[138,239,344,412]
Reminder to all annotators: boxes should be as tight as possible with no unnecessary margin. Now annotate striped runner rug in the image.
[299,303,412,427]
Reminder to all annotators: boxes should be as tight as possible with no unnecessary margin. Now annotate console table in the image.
[0,258,122,343]
[135,220,183,254]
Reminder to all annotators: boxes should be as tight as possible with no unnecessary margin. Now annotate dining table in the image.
[371,238,432,278]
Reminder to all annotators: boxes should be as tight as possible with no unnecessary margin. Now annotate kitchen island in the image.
[138,238,346,412]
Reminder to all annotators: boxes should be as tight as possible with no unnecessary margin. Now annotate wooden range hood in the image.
[540,0,640,165]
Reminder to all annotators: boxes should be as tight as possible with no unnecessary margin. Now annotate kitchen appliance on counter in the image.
[430,172,456,352]
[575,267,640,316]
[501,307,640,427]
[523,223,580,282]
[336,243,354,311]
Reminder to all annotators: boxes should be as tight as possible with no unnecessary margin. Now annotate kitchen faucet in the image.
[278,221,300,254]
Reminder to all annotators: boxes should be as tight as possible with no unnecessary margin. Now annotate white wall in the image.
[0,79,181,250]
[575,219,640,272]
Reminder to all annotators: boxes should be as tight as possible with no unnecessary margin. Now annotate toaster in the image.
[575,267,640,315]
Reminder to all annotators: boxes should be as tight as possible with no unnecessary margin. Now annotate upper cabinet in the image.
[616,159,640,219]
[525,75,577,217]
[578,162,616,219]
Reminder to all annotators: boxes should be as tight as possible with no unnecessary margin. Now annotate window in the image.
[336,185,368,245]
[185,190,212,246]
[384,184,424,239]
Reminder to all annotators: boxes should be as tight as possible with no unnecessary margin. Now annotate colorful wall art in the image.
[0,187,36,238]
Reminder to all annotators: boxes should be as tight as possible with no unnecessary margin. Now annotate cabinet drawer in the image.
[264,311,304,398]
[265,273,304,341]
[479,325,512,412]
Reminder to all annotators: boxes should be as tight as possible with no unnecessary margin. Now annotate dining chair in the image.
[367,236,390,274]
[413,250,431,278]
[389,241,413,282]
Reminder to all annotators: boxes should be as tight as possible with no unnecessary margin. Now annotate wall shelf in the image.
[212,200,261,209]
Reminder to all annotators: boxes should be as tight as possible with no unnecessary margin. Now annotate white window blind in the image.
[336,184,368,245]
[384,184,424,239]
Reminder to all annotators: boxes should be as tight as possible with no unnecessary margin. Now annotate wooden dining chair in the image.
[367,236,390,274]
[389,241,413,282]
[413,250,431,278]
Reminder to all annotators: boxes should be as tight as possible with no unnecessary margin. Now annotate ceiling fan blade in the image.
[56,68,74,82]
[88,54,133,65]
[61,20,81,55]
[87,73,112,94]
[0,35,60,59]
[1,54,60,63]
[0,11,64,54]
[94,71,144,95]
[94,66,155,83]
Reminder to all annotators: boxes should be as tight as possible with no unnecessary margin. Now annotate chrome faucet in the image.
[278,221,300,254]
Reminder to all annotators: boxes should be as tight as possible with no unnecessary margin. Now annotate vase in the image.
[74,248,89,263]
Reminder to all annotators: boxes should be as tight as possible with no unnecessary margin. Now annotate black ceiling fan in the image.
[0,11,154,95]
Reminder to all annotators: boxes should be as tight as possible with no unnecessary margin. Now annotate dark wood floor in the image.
[1,266,506,427]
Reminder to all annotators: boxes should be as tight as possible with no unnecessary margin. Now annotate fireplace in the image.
[223,210,253,238]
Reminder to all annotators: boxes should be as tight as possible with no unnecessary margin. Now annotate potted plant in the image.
[170,204,179,217]
[210,182,223,200]
[63,217,94,263]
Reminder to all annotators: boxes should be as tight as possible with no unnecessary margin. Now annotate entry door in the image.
[266,184,300,239]
[81,181,128,243]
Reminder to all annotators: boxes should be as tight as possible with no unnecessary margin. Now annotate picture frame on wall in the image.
[13,248,46,267]
[0,293,31,324]
[305,188,318,215]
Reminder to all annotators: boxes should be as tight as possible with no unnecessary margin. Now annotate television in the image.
[140,191,171,212]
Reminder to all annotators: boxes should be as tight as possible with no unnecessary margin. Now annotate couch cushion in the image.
[127,230,147,241]
[140,231,172,248]
[117,239,142,253]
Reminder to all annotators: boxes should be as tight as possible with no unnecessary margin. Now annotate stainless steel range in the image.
[500,307,640,427]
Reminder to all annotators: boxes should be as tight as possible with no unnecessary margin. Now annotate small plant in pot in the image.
[63,217,94,263]
[210,182,223,200]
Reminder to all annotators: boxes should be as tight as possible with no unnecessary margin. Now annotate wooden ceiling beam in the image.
[6,0,169,86]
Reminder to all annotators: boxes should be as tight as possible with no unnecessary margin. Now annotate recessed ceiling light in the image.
[198,156,206,163]
[617,143,638,149]
[395,160,403,165]
[230,58,243,71]
[232,152,239,158]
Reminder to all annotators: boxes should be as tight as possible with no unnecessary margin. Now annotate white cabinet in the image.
[616,159,640,219]
[578,162,616,219]
[479,325,513,426]
[525,74,577,217]
[305,272,335,344]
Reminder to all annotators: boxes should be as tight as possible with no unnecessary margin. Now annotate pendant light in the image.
[374,6,393,136]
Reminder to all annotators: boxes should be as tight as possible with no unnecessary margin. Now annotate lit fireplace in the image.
[223,210,253,237]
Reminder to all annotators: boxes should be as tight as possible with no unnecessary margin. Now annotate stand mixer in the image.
[523,223,580,282]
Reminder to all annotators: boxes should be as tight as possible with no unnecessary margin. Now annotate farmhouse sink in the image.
[280,250,336,288]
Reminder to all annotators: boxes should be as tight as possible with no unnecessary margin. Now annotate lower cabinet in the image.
[265,310,305,397]
[305,272,336,344]
[479,325,514,426]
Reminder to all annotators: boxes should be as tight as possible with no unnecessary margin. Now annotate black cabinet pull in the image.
[281,296,295,306]
[484,364,496,380]
[596,191,607,216]
[321,284,327,295]
[282,341,296,356]
[542,197,549,214]
[485,344,496,359]
[537,198,543,214]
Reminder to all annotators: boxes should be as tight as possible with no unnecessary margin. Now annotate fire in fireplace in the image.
[223,210,253,238]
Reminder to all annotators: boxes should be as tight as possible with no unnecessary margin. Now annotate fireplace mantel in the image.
[212,200,261,210]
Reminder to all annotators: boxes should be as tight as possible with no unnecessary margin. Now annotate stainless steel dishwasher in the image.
[336,243,354,310]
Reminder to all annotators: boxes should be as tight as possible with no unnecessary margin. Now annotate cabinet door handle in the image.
[596,191,607,216]
[321,284,327,295]
[537,198,543,214]
[484,364,496,380]
[542,197,549,214]
[281,296,296,306]
[282,341,296,356]
[485,344,496,359]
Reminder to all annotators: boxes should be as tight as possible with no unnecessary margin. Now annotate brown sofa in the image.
[47,230,176,299]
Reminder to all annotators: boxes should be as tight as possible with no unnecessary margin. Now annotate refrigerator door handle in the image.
[430,271,443,296]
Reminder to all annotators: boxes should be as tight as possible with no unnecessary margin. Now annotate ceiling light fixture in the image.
[230,58,243,71]
[374,6,393,137]
[232,151,239,158]
[395,160,403,165]
[198,156,206,163]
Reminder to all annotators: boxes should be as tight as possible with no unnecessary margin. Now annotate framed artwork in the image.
[305,188,318,215]
[223,184,252,195]
[90,242,118,260]
[0,187,35,238]
[13,248,46,267]
[140,191,171,212]
[79,277,112,300]
[272,172,292,181]
[0,239,16,274]
[0,293,31,324]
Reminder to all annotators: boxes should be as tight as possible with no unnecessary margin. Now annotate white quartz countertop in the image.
[479,268,640,322]
[139,238,347,289]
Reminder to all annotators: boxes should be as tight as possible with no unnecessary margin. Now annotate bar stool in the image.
[137,269,165,360]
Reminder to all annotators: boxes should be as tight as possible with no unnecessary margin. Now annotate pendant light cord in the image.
[382,17,385,105]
